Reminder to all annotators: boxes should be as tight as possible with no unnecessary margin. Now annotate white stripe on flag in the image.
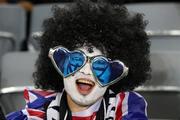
[122,92,129,116]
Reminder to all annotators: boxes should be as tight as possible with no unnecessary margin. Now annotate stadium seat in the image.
[0,32,15,71]
[136,51,180,119]
[150,36,180,52]
[0,4,26,50]
[0,52,38,114]
[126,2,180,52]
[126,2,180,31]
[127,5,180,118]
[148,51,180,86]
[28,3,71,51]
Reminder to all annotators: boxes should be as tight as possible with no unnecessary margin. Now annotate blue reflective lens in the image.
[92,57,124,86]
[53,48,86,77]
[67,52,85,75]
[92,57,111,86]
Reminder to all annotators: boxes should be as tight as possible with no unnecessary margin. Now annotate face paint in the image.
[64,46,108,106]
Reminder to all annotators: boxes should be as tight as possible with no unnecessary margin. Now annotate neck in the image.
[67,94,89,112]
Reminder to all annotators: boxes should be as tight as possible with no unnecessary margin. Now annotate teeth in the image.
[77,79,95,86]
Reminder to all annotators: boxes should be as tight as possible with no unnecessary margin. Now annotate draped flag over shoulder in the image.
[6,89,148,120]
[6,88,56,120]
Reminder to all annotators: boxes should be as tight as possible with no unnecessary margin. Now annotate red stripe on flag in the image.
[27,109,45,119]
[72,112,96,120]
[24,89,29,102]
[115,92,125,120]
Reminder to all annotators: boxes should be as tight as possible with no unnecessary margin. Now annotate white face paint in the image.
[63,46,108,106]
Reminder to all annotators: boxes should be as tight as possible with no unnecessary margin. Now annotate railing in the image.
[0,85,180,94]
[0,86,34,94]
[135,85,180,93]
[147,30,180,36]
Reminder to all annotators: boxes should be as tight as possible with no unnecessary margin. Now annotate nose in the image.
[79,62,93,75]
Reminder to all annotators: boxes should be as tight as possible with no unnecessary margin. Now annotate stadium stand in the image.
[127,2,180,119]
[127,3,180,52]
[136,51,180,119]
[28,3,71,51]
[0,52,38,114]
[0,4,26,50]
[0,1,180,119]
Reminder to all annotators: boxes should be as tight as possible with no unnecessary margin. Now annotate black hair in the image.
[33,0,151,94]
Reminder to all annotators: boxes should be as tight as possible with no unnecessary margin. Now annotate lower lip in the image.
[76,83,94,95]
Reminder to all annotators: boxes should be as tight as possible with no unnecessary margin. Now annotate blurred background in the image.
[0,0,180,119]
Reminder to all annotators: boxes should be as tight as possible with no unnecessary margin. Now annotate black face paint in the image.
[87,46,94,53]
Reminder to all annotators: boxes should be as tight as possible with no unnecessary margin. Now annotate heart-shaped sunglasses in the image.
[48,46,129,87]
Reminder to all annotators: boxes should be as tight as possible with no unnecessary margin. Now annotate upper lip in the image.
[76,78,95,86]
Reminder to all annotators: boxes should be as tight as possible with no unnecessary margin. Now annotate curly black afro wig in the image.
[33,0,151,94]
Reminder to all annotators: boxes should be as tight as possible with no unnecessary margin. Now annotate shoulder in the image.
[6,88,59,120]
[115,91,148,120]
[23,88,57,108]
[116,91,147,107]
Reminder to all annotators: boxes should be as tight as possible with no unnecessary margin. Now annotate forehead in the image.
[78,46,103,57]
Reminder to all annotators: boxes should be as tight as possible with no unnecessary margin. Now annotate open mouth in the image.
[76,79,95,95]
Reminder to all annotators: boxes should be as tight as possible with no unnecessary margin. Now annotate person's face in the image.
[63,46,108,106]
